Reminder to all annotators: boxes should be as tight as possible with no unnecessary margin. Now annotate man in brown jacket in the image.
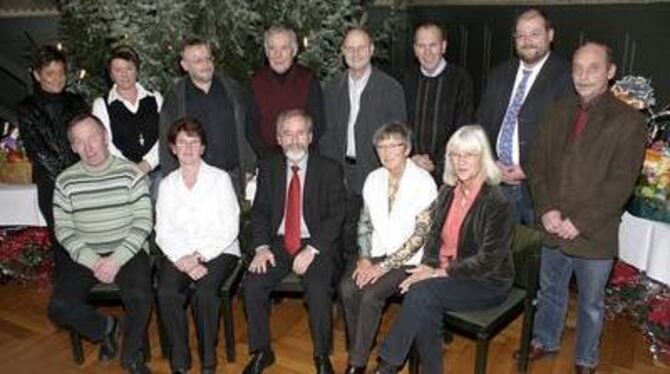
[526,42,646,374]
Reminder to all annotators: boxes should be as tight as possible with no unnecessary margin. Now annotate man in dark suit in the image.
[320,27,406,263]
[243,109,345,374]
[477,8,573,224]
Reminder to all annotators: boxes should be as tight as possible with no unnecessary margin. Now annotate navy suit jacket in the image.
[250,152,345,258]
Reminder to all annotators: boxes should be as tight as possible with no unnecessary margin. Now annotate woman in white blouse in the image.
[155,117,240,374]
[340,123,437,373]
[92,45,162,198]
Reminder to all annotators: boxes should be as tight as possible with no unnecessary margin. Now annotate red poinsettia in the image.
[0,227,53,285]
[609,261,641,287]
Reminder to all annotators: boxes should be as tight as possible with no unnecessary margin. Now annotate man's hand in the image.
[248,247,276,274]
[556,218,580,240]
[292,247,316,275]
[496,162,526,185]
[93,257,121,284]
[355,263,385,288]
[399,264,444,294]
[541,210,563,234]
[175,253,201,273]
[411,154,435,173]
[187,264,208,280]
[137,160,152,175]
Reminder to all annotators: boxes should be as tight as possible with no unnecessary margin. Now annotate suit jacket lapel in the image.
[303,155,316,232]
[273,157,288,231]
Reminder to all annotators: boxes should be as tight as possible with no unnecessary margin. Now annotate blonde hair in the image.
[442,125,501,186]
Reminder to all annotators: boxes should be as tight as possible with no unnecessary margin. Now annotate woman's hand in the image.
[354,261,385,289]
[399,264,445,294]
[175,253,201,273]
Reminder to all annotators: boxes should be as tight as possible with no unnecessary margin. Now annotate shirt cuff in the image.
[305,244,319,255]
[255,244,270,253]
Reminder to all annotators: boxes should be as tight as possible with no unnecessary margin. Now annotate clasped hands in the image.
[93,257,121,284]
[175,253,208,280]
[542,210,580,240]
[248,246,316,275]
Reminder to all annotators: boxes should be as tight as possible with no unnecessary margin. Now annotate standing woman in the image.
[92,45,162,196]
[155,118,240,374]
[375,125,515,374]
[17,45,87,263]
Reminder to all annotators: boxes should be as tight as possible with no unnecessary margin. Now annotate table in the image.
[619,212,670,286]
[0,184,46,226]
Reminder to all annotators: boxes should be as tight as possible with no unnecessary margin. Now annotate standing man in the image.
[242,110,345,374]
[477,8,573,223]
[405,21,474,180]
[50,113,154,374]
[159,37,255,194]
[249,25,325,158]
[320,27,406,263]
[527,42,646,374]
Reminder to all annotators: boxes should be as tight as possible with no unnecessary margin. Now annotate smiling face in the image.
[277,115,312,162]
[448,147,483,184]
[33,60,67,94]
[514,14,554,66]
[70,118,109,169]
[265,30,297,75]
[342,29,374,77]
[180,44,214,86]
[376,135,409,174]
[572,43,616,104]
[109,58,137,91]
[413,25,447,74]
[171,131,204,168]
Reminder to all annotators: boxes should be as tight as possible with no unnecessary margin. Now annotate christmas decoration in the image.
[0,227,52,285]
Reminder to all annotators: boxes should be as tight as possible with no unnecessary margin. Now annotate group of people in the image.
[16,6,647,374]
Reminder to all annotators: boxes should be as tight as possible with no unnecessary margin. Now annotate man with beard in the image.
[242,109,345,374]
[477,8,573,224]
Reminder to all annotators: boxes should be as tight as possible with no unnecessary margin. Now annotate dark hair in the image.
[578,40,615,66]
[276,109,313,134]
[32,45,67,72]
[107,45,140,73]
[180,37,211,57]
[66,113,106,142]
[514,7,553,31]
[414,20,446,42]
[168,117,208,148]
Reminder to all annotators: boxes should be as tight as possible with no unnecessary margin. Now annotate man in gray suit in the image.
[477,8,573,224]
[320,27,406,264]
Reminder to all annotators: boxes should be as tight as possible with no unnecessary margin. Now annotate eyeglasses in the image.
[448,151,480,160]
[175,140,202,148]
[375,143,406,152]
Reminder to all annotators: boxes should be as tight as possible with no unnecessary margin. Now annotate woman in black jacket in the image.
[374,125,515,374]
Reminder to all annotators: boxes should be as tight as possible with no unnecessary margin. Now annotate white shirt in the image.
[420,58,447,78]
[92,82,163,169]
[496,52,551,165]
[363,159,437,265]
[346,67,372,158]
[155,161,241,263]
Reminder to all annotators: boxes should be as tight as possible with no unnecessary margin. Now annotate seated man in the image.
[49,113,154,374]
[243,109,345,374]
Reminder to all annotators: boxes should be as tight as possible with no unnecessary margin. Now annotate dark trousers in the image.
[48,249,153,366]
[157,252,238,371]
[501,184,535,225]
[339,261,407,367]
[342,192,363,264]
[243,246,336,356]
[379,277,508,373]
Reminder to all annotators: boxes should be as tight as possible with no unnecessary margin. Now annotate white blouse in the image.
[155,161,240,263]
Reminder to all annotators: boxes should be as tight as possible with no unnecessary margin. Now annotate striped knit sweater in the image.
[53,156,153,269]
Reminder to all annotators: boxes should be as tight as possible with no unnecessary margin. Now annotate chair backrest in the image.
[510,224,543,294]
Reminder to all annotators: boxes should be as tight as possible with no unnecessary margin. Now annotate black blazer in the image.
[422,184,515,289]
[251,152,346,258]
[476,52,573,167]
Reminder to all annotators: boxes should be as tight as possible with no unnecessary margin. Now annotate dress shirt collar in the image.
[348,66,372,90]
[286,153,309,172]
[520,51,550,75]
[420,58,447,78]
[107,82,152,105]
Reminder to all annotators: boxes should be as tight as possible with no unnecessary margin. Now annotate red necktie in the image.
[284,165,301,255]
[571,104,590,140]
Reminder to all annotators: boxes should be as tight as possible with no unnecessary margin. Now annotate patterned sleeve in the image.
[357,203,373,258]
[378,202,434,272]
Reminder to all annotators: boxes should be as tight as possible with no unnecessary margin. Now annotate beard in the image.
[285,148,307,162]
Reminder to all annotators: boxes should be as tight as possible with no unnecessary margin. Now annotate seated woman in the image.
[375,125,515,374]
[155,117,240,374]
[340,123,437,373]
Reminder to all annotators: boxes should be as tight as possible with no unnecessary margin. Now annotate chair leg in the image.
[408,343,420,374]
[516,303,536,373]
[222,294,236,362]
[154,295,170,358]
[70,331,84,365]
[474,338,489,374]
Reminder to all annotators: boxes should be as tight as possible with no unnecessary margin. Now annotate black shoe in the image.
[344,364,366,374]
[201,367,215,374]
[99,316,120,362]
[243,350,275,374]
[373,359,398,374]
[171,369,187,374]
[126,360,152,374]
[315,355,334,374]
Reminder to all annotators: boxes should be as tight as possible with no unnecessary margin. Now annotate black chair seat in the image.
[445,287,526,338]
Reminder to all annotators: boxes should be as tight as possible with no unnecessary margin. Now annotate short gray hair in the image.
[264,25,298,53]
[443,125,501,186]
[372,122,412,153]
[276,109,313,134]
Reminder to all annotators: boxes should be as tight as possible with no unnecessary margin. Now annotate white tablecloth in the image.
[0,184,46,226]
[619,212,670,286]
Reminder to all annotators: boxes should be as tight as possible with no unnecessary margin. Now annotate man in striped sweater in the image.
[49,113,153,374]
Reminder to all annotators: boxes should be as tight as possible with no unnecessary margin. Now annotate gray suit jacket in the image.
[320,67,406,194]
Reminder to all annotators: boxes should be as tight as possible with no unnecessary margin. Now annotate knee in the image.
[359,290,385,310]
[339,277,357,303]
[125,288,152,312]
[193,285,219,304]
[242,276,270,303]
[48,296,71,323]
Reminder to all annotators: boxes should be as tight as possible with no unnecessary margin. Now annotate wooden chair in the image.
[408,224,543,374]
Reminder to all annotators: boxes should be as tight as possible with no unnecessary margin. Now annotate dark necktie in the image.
[571,104,590,140]
[284,165,301,255]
